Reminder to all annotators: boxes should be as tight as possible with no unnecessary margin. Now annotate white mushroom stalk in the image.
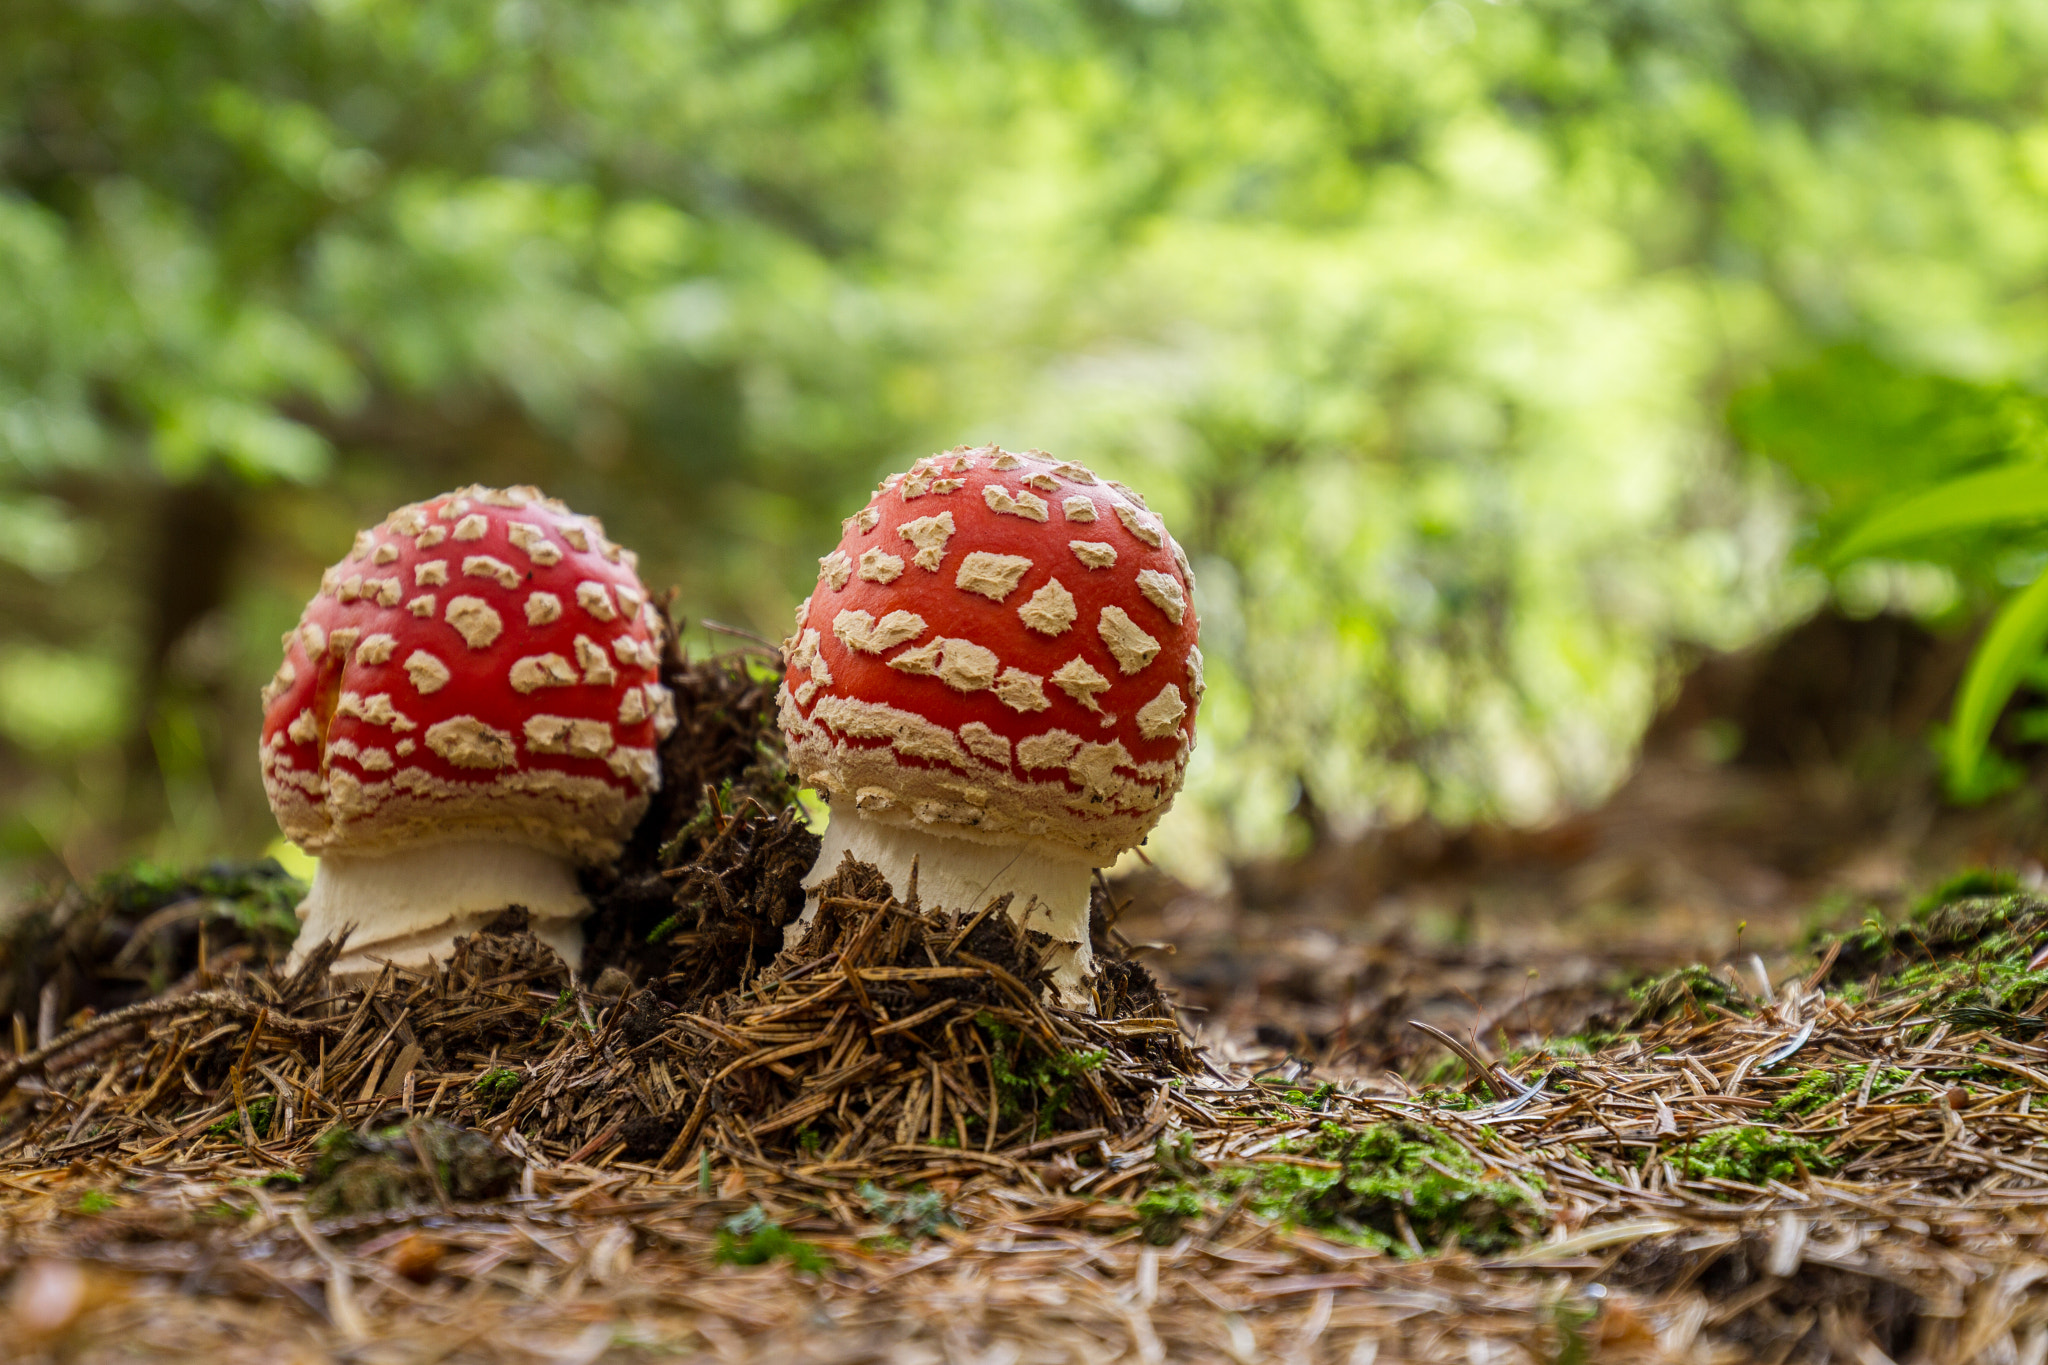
[806,812,1096,975]
[294,839,588,974]
[779,447,1202,1010]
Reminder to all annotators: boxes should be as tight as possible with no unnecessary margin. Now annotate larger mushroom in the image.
[260,485,674,977]
[779,446,1201,1007]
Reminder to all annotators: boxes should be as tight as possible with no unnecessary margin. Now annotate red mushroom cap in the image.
[259,485,673,862]
[780,446,1201,863]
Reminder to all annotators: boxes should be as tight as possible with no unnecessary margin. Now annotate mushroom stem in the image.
[286,838,586,979]
[792,807,1096,1007]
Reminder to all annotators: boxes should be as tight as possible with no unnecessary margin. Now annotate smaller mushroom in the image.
[260,486,673,977]
[780,447,1201,1009]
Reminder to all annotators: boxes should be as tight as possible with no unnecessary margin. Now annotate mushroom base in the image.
[788,807,1096,1010]
[285,839,588,980]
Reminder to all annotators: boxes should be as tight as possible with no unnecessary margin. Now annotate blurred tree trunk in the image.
[123,477,243,840]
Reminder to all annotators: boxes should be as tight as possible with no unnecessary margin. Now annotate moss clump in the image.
[538,988,589,1032]
[2,857,307,1018]
[472,1068,524,1109]
[1135,1121,1539,1255]
[1912,869,2021,920]
[206,1096,278,1138]
[97,859,306,942]
[1881,951,2048,1025]
[1820,887,2048,997]
[1664,1125,1836,1188]
[1154,1128,1206,1181]
[1763,1065,1911,1121]
[1261,1081,1337,1109]
[1861,892,2048,1035]
[1135,1184,1210,1243]
[1913,894,2037,953]
[1415,1086,1483,1112]
[1624,966,1749,1026]
[714,1206,831,1273]
[976,1014,1106,1138]
[304,1118,519,1217]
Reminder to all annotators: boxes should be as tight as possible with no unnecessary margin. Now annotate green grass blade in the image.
[1947,564,2048,793]
[1833,464,2048,563]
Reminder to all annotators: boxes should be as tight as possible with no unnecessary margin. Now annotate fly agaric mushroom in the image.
[779,446,1200,1007]
[260,485,674,977]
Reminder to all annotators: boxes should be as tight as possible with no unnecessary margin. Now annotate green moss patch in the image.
[714,1206,832,1273]
[1763,1065,1913,1120]
[1849,893,2048,1030]
[977,1014,1107,1139]
[857,1181,955,1246]
[1135,1121,1540,1255]
[472,1068,524,1109]
[1664,1126,1837,1188]
[1824,885,2048,977]
[1,858,306,1018]
[206,1096,278,1138]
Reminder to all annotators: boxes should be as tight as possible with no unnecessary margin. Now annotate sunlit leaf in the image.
[1833,465,2048,564]
[1946,565,2048,801]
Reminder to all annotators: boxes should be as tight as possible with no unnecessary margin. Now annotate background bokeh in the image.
[6,0,2048,899]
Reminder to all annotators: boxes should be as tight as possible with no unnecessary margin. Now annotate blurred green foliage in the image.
[1738,349,2048,798]
[4,0,2048,892]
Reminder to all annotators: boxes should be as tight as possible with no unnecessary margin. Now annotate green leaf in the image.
[152,396,332,484]
[1946,564,2048,799]
[1833,465,2048,564]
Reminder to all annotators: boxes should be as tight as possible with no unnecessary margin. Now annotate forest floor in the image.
[6,612,2048,1364]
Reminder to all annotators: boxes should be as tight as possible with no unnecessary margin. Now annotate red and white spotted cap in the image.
[779,446,1199,1002]
[261,485,673,974]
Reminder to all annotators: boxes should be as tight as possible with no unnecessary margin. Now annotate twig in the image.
[1407,1020,1528,1102]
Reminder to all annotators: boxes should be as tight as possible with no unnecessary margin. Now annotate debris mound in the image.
[14,650,2048,1356]
[0,918,578,1171]
[15,711,2048,1359]
[0,858,1194,1195]
[649,855,1198,1176]
[624,799,819,1004]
